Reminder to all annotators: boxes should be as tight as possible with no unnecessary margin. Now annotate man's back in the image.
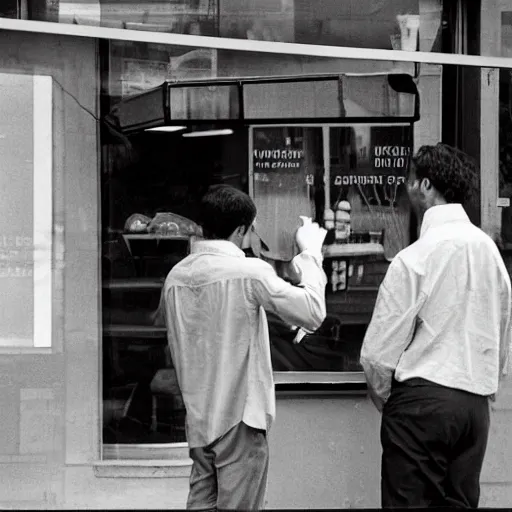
[390,205,511,395]
[171,186,327,510]
[162,239,326,448]
[361,145,512,509]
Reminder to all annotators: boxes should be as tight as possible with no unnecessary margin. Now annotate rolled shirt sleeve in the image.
[250,249,327,332]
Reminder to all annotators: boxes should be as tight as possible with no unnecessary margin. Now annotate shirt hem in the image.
[394,372,497,397]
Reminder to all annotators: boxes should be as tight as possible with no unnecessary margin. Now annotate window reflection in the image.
[57,0,219,35]
[251,124,412,372]
[3,0,448,55]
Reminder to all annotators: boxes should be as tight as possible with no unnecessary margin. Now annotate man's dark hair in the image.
[199,185,257,240]
[411,143,478,204]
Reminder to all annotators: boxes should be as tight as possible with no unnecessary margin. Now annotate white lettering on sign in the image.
[253,149,305,160]
[373,146,410,170]
[374,157,406,169]
[255,161,301,169]
[332,175,406,186]
[253,147,304,172]
[373,146,411,157]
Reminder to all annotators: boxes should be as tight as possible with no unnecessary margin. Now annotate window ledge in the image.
[273,371,365,385]
[274,372,368,396]
[94,459,192,478]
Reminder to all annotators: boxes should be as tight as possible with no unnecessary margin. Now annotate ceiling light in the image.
[182,129,234,138]
[145,126,187,133]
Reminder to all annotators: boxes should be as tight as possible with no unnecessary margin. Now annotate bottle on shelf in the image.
[335,201,351,243]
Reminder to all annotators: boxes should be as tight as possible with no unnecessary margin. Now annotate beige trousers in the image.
[187,422,269,511]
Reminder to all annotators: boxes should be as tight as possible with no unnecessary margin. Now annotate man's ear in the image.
[420,178,432,192]
[228,225,245,242]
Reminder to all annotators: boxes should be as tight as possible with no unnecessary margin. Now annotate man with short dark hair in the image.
[360,143,512,508]
[161,184,327,510]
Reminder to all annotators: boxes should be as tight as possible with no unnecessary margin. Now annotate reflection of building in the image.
[58,0,220,34]
[1,0,512,509]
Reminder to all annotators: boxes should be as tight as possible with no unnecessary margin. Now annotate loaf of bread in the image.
[147,212,202,236]
[124,214,152,233]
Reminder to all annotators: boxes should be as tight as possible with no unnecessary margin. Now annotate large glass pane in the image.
[101,41,485,455]
[3,0,470,55]
[251,124,412,372]
[499,68,512,247]
[498,67,512,295]
[102,122,247,450]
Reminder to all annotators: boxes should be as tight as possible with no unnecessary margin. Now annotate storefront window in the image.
[0,72,53,350]
[100,39,424,453]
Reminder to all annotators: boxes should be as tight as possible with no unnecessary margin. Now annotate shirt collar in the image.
[420,203,470,238]
[191,239,246,258]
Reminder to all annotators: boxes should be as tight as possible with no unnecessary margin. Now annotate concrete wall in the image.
[0,29,100,508]
[267,394,381,509]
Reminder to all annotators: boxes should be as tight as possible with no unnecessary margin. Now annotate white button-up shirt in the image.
[161,240,327,448]
[360,204,512,411]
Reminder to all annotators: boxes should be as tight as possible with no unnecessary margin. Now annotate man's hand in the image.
[151,305,166,327]
[367,387,385,413]
[296,216,327,254]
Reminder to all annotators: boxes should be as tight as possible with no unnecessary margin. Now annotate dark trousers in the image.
[381,378,490,509]
[187,422,269,511]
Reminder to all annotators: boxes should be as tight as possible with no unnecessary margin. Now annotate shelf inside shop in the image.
[122,234,190,241]
[103,278,165,290]
[104,325,168,338]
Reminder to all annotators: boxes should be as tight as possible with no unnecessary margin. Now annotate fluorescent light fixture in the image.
[145,126,186,133]
[182,129,234,138]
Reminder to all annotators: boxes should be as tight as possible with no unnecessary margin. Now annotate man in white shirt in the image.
[161,184,327,510]
[360,143,512,508]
